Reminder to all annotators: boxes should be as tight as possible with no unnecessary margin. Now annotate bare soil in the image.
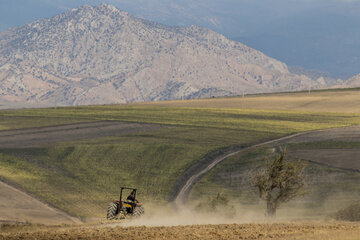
[0,121,166,148]
[1,222,359,240]
[0,181,80,225]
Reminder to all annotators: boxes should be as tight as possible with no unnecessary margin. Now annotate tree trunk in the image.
[266,199,277,217]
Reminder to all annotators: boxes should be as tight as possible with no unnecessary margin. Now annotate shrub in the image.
[196,193,236,218]
[334,202,360,221]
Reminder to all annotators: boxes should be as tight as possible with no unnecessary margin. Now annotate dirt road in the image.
[0,121,166,148]
[172,125,360,203]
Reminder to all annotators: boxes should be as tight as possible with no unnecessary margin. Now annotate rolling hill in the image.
[0,89,359,221]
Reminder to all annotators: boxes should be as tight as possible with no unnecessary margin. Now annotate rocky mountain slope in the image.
[345,74,360,88]
[0,4,326,107]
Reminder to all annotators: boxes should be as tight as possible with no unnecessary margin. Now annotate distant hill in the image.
[0,4,327,107]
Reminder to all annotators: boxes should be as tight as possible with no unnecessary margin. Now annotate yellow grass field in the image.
[139,89,360,113]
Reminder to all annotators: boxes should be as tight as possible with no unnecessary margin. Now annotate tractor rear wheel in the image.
[106,202,118,220]
[132,205,144,217]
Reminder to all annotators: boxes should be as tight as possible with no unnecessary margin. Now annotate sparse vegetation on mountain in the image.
[0,4,321,107]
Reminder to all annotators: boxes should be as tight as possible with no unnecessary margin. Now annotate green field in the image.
[1,90,360,220]
[0,127,270,218]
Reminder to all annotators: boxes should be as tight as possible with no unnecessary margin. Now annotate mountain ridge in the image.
[0,4,329,107]
[345,74,360,87]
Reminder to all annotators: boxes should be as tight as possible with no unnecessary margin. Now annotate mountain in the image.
[344,74,360,88]
[0,4,324,107]
[2,1,360,79]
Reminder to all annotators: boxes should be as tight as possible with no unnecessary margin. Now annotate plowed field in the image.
[1,222,359,240]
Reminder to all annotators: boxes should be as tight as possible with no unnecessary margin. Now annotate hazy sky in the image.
[1,0,357,31]
[0,0,359,77]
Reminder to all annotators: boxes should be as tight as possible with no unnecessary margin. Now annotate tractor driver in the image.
[127,190,142,206]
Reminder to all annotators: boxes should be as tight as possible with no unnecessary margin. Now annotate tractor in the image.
[106,187,144,220]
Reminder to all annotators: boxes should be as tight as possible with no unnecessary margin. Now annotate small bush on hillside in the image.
[196,193,236,218]
[334,202,360,221]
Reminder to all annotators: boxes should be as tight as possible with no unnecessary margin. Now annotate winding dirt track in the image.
[172,125,360,203]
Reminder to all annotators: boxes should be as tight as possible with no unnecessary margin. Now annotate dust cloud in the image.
[119,203,267,227]
[105,191,359,228]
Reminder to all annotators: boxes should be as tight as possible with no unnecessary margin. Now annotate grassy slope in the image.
[0,127,268,218]
[0,89,360,219]
[135,88,360,218]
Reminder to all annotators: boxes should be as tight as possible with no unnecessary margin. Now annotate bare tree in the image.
[251,148,307,217]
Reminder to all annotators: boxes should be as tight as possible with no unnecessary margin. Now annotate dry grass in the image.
[0,222,359,240]
[138,89,360,113]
